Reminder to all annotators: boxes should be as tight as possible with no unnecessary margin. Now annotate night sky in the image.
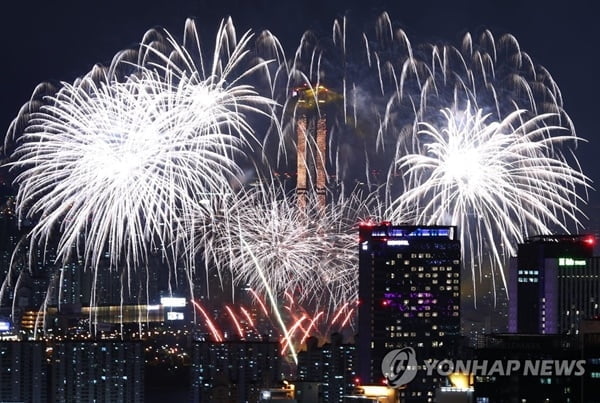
[2,0,599,221]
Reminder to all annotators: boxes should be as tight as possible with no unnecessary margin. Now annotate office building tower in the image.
[358,223,461,402]
[508,234,597,334]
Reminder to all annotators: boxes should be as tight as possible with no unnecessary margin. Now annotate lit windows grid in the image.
[558,259,600,335]
[368,236,461,373]
[358,224,461,396]
[517,269,539,283]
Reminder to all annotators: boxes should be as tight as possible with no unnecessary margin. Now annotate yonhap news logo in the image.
[381,347,418,387]
[381,349,586,389]
[423,358,586,377]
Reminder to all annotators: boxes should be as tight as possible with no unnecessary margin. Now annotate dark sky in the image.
[2,0,599,222]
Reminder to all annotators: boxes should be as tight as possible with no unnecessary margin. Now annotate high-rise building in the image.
[191,340,281,402]
[358,223,461,402]
[297,333,356,402]
[508,234,597,334]
[50,341,144,402]
[0,341,47,402]
[474,333,582,402]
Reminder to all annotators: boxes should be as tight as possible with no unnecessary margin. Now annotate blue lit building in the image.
[508,234,597,334]
[357,223,461,402]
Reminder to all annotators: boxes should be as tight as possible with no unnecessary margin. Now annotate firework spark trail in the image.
[247,290,354,343]
[197,182,375,314]
[300,311,324,345]
[191,300,223,342]
[329,302,349,327]
[339,308,355,329]
[240,236,300,363]
[190,297,352,352]
[240,306,259,335]
[281,316,307,356]
[225,305,245,339]
[249,288,270,317]
[388,105,590,299]
[284,291,294,308]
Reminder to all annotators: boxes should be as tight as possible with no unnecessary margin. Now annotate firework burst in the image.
[269,13,589,300]
[389,105,590,297]
[2,12,591,319]
[196,183,375,313]
[4,18,277,281]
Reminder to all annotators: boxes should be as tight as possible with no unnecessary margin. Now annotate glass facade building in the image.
[357,223,461,402]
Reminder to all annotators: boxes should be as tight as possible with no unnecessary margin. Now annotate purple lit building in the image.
[508,234,598,335]
[357,223,461,402]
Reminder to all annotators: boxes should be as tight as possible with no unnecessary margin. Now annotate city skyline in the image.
[0,0,596,362]
[0,3,593,316]
[1,2,599,401]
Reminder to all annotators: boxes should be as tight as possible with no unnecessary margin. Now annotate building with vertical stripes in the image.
[191,340,281,402]
[51,341,144,402]
[0,342,47,402]
[508,234,598,335]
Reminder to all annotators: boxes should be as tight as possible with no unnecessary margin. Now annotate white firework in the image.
[6,19,276,274]
[388,105,589,296]
[198,183,375,312]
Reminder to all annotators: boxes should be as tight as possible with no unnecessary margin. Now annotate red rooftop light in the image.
[584,235,596,246]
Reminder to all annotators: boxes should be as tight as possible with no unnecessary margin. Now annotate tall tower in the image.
[357,223,462,403]
[508,234,597,334]
[293,85,333,211]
